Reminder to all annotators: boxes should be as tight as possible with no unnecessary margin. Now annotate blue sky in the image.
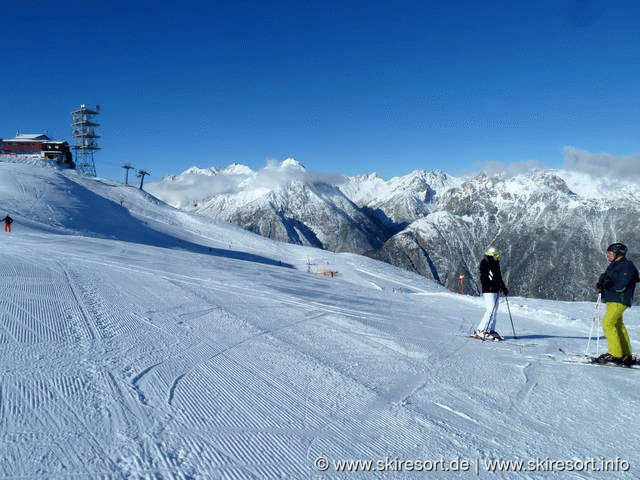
[2,0,640,182]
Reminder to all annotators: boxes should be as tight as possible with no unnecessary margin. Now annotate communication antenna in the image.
[71,104,100,176]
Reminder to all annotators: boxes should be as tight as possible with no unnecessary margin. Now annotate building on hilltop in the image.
[0,133,75,168]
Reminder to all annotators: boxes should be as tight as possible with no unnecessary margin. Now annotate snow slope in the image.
[0,161,639,478]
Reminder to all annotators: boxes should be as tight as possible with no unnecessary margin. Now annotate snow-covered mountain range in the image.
[148,160,640,301]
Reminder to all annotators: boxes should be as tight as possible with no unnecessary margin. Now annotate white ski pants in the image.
[476,292,500,333]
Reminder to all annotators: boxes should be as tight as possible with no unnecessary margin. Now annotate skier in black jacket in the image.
[595,243,639,365]
[474,247,508,340]
[2,215,12,233]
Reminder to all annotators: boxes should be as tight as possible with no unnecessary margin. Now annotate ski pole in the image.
[595,295,602,356]
[504,294,516,338]
[585,293,601,357]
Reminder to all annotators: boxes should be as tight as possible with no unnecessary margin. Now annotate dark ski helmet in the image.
[607,243,627,257]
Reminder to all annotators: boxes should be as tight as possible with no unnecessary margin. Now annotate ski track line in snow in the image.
[11,256,203,477]
[354,267,429,292]
[164,274,381,326]
[352,265,462,299]
[60,251,397,326]
[1,371,117,476]
[63,253,300,302]
[102,371,194,478]
[162,310,330,408]
[320,315,433,361]
[409,369,546,459]
[396,332,485,408]
[178,347,424,477]
[0,253,83,345]
[395,336,552,450]
[42,375,118,473]
[0,254,134,475]
[61,265,100,341]
[60,248,464,363]
[432,401,479,424]
[119,285,351,457]
[156,276,446,447]
[149,342,381,477]
[114,282,361,440]
[158,268,439,410]
[112,283,431,478]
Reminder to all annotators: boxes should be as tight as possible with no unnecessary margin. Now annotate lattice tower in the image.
[71,104,100,176]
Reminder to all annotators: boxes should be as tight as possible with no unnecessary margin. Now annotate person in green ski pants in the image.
[596,243,640,366]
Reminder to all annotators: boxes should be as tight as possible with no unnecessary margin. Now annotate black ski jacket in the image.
[479,257,507,294]
[598,257,640,307]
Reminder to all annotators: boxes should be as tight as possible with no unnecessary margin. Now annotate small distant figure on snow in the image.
[594,243,639,366]
[474,247,509,341]
[3,215,13,233]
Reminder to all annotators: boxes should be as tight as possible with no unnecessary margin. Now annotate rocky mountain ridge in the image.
[147,161,640,301]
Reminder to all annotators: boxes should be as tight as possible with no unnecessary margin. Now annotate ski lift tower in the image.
[71,104,100,176]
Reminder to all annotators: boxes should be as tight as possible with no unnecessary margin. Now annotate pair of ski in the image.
[471,332,503,342]
[468,335,638,368]
[466,333,537,347]
[555,349,639,368]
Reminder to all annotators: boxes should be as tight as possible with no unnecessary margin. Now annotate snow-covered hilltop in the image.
[148,159,385,253]
[1,159,640,477]
[149,161,640,301]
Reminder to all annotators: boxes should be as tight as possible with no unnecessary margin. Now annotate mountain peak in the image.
[273,158,306,171]
[222,163,253,175]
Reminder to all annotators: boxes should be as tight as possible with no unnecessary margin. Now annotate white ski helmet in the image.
[485,247,500,259]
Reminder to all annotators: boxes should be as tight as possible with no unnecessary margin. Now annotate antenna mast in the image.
[71,104,100,176]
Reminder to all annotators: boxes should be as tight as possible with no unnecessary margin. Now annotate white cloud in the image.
[147,158,346,208]
[243,158,346,190]
[146,170,247,209]
[564,146,640,181]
